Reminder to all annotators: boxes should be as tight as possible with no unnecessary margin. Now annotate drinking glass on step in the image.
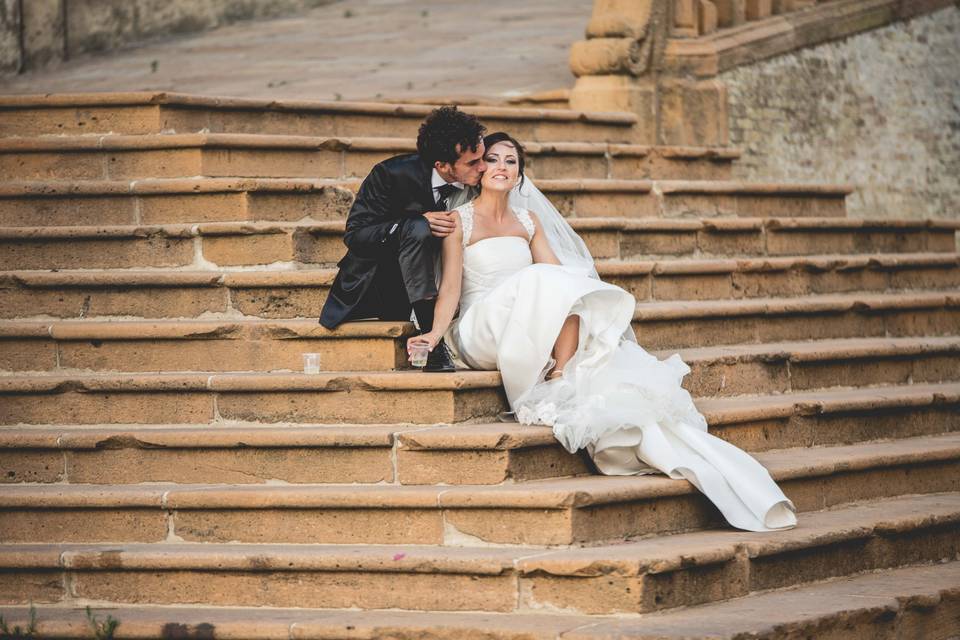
[302,353,321,374]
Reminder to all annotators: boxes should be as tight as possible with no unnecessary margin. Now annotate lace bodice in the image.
[454,201,535,315]
[458,200,535,248]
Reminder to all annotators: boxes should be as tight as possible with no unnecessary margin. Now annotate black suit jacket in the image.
[320,153,436,329]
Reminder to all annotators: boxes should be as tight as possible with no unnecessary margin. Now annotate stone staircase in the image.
[0,92,958,639]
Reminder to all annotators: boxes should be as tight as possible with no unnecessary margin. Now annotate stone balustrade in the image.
[568,0,955,147]
[672,0,826,38]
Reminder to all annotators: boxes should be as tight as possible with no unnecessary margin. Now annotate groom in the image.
[319,106,487,371]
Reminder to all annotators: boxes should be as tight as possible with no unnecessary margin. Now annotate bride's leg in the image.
[549,315,580,378]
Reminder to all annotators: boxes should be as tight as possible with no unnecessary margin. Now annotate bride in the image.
[407,132,797,532]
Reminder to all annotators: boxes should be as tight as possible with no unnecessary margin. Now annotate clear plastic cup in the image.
[302,353,321,374]
[409,344,430,368]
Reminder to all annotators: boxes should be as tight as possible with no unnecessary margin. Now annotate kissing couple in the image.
[320,107,797,533]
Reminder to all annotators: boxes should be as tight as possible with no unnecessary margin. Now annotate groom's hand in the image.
[424,211,456,238]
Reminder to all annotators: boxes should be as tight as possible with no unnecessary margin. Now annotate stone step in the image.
[676,335,960,397]
[0,133,744,183]
[1,434,958,546]
[1,251,957,320]
[2,336,958,424]
[635,291,960,350]
[0,176,856,228]
[2,492,958,613]
[3,559,959,639]
[0,318,414,373]
[0,370,506,426]
[2,292,958,373]
[2,217,954,272]
[0,92,641,142]
[3,382,958,485]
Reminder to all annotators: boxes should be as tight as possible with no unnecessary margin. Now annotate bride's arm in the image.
[407,212,464,353]
[528,211,562,265]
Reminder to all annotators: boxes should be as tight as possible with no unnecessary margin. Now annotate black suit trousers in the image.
[346,215,439,321]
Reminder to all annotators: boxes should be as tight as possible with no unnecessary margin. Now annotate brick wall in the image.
[721,6,960,219]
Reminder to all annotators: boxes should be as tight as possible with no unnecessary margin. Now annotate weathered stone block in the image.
[445,508,574,545]
[399,446,587,485]
[0,571,63,604]
[139,193,246,224]
[570,76,657,144]
[66,446,393,484]
[71,569,516,611]
[621,230,699,258]
[756,314,885,343]
[0,106,163,137]
[746,0,772,20]
[789,359,913,390]
[686,360,788,396]
[217,388,504,425]
[0,288,229,320]
[202,233,295,266]
[784,463,960,514]
[0,340,57,372]
[172,508,441,544]
[635,317,757,349]
[0,195,136,227]
[0,237,194,270]
[106,149,203,180]
[248,190,354,222]
[651,273,733,300]
[0,509,167,542]
[571,495,721,541]
[697,229,764,256]
[204,149,342,179]
[714,0,747,27]
[0,391,214,425]
[0,152,103,181]
[699,0,719,34]
[0,451,64,483]
[658,79,729,147]
[885,309,960,337]
[230,286,329,319]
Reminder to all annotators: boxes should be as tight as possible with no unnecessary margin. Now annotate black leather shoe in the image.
[423,338,456,372]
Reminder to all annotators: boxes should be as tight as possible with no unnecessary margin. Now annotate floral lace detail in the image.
[515,208,536,239]
[457,201,475,248]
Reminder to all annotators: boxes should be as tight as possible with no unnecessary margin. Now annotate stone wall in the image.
[1,0,337,74]
[721,6,960,219]
[0,0,20,72]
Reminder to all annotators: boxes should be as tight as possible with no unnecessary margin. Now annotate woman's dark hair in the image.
[482,131,526,192]
[417,106,486,166]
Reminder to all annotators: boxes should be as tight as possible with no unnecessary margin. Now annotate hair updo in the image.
[482,131,526,192]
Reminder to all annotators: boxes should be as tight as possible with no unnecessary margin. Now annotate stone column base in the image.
[659,78,730,146]
[570,75,657,144]
[570,75,730,147]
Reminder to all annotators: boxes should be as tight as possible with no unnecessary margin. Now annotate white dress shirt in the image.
[431,168,464,205]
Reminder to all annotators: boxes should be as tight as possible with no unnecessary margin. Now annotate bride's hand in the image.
[407,332,441,356]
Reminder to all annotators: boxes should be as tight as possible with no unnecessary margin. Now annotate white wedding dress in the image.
[449,200,796,532]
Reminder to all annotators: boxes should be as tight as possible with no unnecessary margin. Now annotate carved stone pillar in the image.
[745,0,772,20]
[713,0,747,27]
[570,0,731,146]
[673,0,699,37]
[569,0,668,143]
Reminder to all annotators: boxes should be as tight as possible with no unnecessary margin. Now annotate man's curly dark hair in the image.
[417,106,486,166]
